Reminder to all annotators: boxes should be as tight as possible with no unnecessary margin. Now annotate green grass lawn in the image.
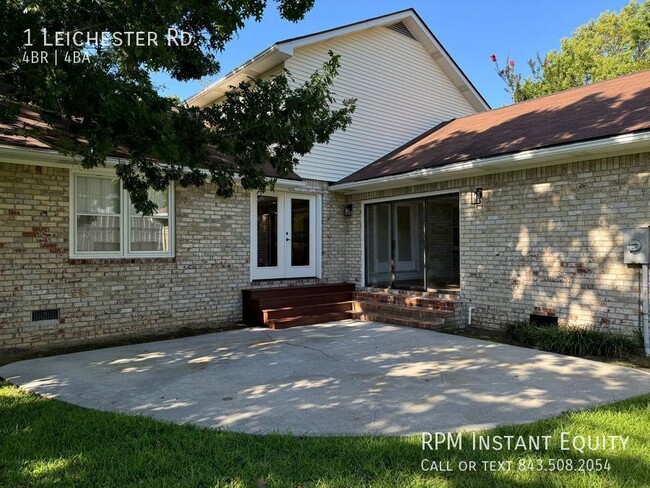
[1,383,649,487]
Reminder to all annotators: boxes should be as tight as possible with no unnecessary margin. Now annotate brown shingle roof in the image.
[338,70,650,184]
[0,105,302,181]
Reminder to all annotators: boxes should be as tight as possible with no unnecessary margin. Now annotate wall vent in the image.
[529,314,558,327]
[32,309,60,322]
[386,21,416,40]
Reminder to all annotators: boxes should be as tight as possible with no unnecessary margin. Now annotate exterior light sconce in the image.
[471,188,483,205]
[344,204,353,217]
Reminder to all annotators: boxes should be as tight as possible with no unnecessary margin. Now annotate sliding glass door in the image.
[365,203,392,287]
[364,193,459,291]
[393,200,425,289]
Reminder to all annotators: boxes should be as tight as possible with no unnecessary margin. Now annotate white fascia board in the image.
[0,144,122,169]
[275,10,489,113]
[403,16,489,112]
[270,178,306,189]
[185,9,489,112]
[185,45,293,108]
[331,131,650,193]
[276,10,416,51]
[0,144,303,187]
[185,10,434,107]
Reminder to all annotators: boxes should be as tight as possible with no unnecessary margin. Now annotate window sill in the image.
[251,276,319,284]
[69,257,176,265]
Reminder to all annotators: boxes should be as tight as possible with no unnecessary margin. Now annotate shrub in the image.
[504,321,643,359]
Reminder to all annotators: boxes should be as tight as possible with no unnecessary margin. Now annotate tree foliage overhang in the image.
[0,0,356,214]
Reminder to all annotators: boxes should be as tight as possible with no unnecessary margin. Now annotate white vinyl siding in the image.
[284,26,478,181]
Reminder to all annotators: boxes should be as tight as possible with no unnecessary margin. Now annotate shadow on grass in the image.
[1,382,649,488]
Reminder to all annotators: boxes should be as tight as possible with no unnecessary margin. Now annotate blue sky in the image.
[152,0,630,108]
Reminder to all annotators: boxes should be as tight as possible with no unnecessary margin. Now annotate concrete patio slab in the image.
[1,321,649,435]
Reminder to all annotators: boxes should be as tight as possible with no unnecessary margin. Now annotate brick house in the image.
[1,9,649,350]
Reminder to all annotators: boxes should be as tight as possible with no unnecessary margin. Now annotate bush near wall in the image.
[505,321,644,359]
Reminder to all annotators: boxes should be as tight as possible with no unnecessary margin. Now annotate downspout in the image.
[641,264,650,357]
[467,306,474,327]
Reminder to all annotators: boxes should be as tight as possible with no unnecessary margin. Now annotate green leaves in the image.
[197,51,355,201]
[497,0,650,102]
[505,321,644,358]
[1,0,356,214]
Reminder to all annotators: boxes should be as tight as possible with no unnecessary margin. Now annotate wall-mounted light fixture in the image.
[471,188,483,205]
[344,204,353,217]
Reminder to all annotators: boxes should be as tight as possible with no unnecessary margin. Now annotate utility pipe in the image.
[641,264,650,357]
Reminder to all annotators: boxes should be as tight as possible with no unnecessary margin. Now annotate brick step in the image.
[268,312,350,330]
[352,291,461,311]
[349,311,449,331]
[357,289,460,300]
[354,301,455,320]
[255,291,353,311]
[264,301,355,321]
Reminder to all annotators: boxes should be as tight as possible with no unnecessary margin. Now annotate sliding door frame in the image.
[360,189,460,290]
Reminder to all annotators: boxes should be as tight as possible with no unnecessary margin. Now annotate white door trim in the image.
[250,191,319,281]
[283,193,317,278]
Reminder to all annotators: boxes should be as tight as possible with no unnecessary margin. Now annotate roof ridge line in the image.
[276,8,416,45]
[448,68,650,124]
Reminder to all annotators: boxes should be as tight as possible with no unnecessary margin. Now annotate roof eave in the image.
[0,144,303,184]
[276,9,416,50]
[403,12,489,112]
[185,45,293,108]
[185,8,489,112]
[331,131,650,193]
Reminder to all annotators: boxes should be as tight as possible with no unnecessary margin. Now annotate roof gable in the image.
[186,9,489,112]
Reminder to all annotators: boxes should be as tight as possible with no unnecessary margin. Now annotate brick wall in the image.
[343,152,650,336]
[0,163,348,350]
[4,152,647,348]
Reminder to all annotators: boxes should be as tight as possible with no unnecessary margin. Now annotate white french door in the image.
[251,192,317,280]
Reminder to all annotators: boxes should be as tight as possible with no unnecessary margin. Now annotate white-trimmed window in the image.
[70,171,174,258]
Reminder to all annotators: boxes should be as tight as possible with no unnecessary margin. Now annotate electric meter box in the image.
[624,227,650,264]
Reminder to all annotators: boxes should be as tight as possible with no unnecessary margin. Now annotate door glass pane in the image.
[377,205,390,263]
[364,196,460,291]
[397,206,412,261]
[425,195,460,289]
[365,203,391,287]
[257,196,278,267]
[290,199,310,266]
[393,201,424,290]
[130,188,170,252]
